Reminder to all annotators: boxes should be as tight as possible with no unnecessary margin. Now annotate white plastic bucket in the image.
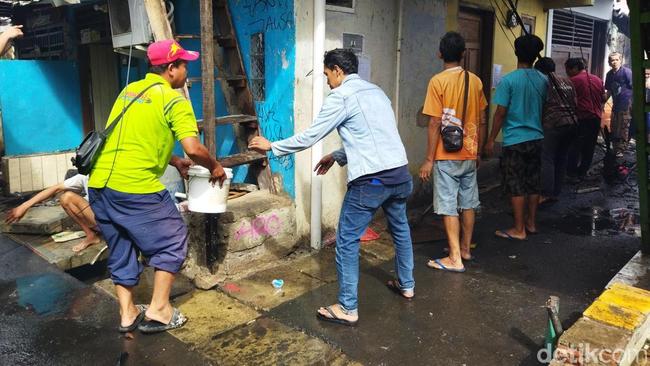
[176,166,233,213]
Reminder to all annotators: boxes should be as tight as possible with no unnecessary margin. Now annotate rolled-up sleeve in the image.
[271,92,347,157]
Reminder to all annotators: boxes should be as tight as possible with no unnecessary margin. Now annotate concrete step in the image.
[7,232,107,271]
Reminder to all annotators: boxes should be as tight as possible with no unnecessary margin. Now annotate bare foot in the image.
[145,304,173,325]
[317,304,358,323]
[120,305,140,328]
[72,236,102,253]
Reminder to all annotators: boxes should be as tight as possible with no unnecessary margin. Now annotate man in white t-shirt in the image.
[5,174,100,252]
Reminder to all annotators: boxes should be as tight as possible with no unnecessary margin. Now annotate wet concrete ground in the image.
[0,238,211,366]
[0,147,642,365]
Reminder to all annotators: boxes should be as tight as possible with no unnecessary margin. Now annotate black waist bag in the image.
[72,83,161,175]
[441,70,469,153]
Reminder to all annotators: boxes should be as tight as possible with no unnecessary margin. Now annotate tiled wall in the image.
[3,151,75,194]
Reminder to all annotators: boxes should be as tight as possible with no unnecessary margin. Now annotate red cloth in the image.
[360,228,380,241]
[569,70,605,120]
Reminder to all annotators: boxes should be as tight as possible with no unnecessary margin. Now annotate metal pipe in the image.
[310,0,326,250]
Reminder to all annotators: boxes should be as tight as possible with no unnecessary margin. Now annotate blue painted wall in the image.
[0,61,83,156]
[173,0,296,197]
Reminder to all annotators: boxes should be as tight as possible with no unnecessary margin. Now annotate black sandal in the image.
[386,280,415,300]
[118,304,147,333]
[138,307,188,334]
[316,305,358,327]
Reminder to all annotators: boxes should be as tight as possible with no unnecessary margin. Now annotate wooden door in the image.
[458,8,494,94]
[459,11,482,76]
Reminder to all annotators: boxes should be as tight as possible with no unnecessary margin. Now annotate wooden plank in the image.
[200,0,216,157]
[19,157,32,192]
[7,157,20,193]
[219,151,266,168]
[196,115,258,130]
[30,156,43,191]
[41,154,58,187]
[55,153,68,182]
[175,34,200,39]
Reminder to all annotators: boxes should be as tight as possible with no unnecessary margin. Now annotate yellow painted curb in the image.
[584,283,650,331]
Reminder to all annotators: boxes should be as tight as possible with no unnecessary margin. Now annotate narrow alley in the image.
[0,147,641,365]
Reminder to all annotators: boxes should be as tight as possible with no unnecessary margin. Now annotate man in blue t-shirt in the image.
[485,34,548,241]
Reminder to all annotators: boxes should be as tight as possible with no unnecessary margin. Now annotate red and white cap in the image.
[147,39,199,66]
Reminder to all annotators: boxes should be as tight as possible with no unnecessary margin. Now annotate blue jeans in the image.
[336,180,415,312]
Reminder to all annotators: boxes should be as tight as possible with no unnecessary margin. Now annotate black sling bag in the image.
[72,82,162,175]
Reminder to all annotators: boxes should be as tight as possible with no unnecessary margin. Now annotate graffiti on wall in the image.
[233,213,283,241]
[230,0,296,198]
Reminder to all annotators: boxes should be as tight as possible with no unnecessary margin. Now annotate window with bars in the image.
[250,32,265,101]
[552,10,594,48]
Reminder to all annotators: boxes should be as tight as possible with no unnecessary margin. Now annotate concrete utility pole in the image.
[143,0,190,101]
[200,0,216,157]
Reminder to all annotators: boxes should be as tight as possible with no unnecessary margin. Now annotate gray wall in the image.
[397,0,447,198]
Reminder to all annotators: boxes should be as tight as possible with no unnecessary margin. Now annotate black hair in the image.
[439,31,466,63]
[514,34,544,65]
[534,57,555,74]
[323,49,358,74]
[149,59,186,75]
[565,57,586,71]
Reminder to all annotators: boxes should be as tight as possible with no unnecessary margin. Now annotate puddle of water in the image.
[11,273,78,316]
[546,207,639,237]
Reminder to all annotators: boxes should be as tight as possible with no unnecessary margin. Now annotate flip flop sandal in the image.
[316,305,358,327]
[426,258,466,273]
[118,304,148,333]
[386,280,415,300]
[494,230,527,241]
[138,307,188,334]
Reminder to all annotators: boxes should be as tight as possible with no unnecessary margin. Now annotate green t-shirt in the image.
[88,73,198,194]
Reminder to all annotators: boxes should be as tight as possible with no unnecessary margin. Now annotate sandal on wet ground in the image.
[118,304,148,333]
[494,230,527,241]
[426,258,466,273]
[386,279,414,300]
[138,307,188,334]
[316,305,358,327]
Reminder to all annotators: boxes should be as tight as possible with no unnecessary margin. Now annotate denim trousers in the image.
[336,179,415,311]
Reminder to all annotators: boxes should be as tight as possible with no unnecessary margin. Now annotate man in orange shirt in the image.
[420,32,488,272]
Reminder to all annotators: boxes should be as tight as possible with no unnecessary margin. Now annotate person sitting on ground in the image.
[484,34,548,241]
[534,57,578,206]
[249,48,415,327]
[419,31,488,273]
[5,174,101,252]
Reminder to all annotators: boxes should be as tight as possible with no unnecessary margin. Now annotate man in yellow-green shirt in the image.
[89,40,226,334]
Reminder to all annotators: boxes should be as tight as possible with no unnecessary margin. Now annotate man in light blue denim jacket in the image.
[249,49,414,326]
